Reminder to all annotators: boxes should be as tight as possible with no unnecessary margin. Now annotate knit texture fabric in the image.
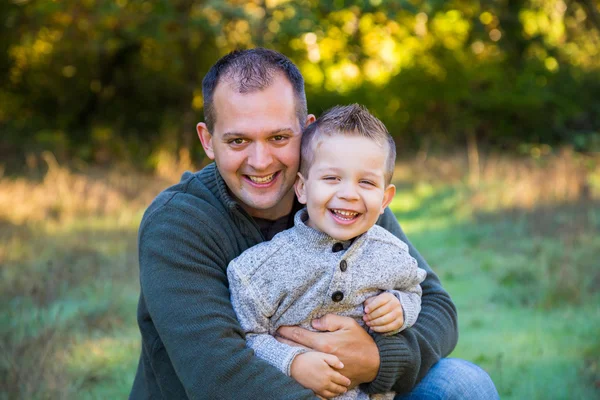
[129,163,458,399]
[228,208,426,399]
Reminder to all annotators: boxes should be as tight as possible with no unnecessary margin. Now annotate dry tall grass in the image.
[395,147,598,210]
[1,148,598,398]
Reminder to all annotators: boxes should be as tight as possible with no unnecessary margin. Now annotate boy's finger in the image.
[322,354,344,370]
[320,389,342,399]
[363,295,389,314]
[364,303,392,321]
[370,320,403,333]
[366,309,400,327]
[329,370,351,387]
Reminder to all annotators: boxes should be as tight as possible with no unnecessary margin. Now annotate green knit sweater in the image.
[129,163,458,399]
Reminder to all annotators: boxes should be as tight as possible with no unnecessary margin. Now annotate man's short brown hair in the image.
[300,104,396,185]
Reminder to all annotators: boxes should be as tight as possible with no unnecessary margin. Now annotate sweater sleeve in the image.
[362,207,458,395]
[139,206,316,400]
[228,260,309,376]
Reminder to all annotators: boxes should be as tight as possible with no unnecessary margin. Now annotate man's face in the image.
[295,134,396,241]
[198,74,310,220]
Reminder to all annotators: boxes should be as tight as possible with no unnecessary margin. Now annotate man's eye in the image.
[271,135,287,141]
[230,138,246,145]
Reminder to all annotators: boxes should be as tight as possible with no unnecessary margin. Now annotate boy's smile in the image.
[295,134,396,241]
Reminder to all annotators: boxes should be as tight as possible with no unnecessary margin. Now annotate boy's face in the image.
[295,134,396,241]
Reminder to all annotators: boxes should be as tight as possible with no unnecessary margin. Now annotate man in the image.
[130,48,498,399]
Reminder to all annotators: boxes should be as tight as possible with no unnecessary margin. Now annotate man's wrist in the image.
[361,333,414,394]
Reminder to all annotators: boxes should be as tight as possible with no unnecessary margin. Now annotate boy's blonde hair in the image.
[300,104,396,185]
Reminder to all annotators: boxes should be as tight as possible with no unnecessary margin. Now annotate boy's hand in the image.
[290,352,351,398]
[363,292,404,333]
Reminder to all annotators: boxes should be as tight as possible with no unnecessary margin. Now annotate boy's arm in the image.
[387,256,428,333]
[227,261,308,376]
[139,207,316,399]
[228,258,351,399]
[363,207,458,395]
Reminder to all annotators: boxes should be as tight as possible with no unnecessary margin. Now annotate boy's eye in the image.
[323,176,338,181]
[360,180,376,186]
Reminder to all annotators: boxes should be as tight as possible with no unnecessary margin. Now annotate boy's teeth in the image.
[332,209,358,218]
[248,173,275,183]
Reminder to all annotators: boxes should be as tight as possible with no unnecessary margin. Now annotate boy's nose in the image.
[338,182,360,200]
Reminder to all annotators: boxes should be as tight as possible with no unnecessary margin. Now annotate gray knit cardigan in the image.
[228,208,427,399]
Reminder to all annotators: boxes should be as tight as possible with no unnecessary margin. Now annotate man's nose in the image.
[247,142,274,170]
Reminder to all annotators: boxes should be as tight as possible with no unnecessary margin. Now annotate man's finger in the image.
[312,314,354,332]
[277,326,322,348]
[275,335,311,349]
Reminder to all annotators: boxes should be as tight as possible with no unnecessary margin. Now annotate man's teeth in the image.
[248,173,276,184]
[332,209,359,218]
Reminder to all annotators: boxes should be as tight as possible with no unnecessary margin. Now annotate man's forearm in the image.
[139,209,317,399]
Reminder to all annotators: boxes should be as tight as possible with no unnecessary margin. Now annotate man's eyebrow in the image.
[268,128,295,135]
[221,132,246,140]
[221,128,295,140]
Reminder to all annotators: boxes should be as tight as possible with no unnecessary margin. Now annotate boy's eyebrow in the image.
[221,128,295,140]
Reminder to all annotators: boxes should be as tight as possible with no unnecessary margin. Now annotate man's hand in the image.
[277,315,380,389]
[363,292,404,333]
[290,352,350,399]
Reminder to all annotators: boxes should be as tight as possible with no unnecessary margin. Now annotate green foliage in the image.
[1,0,599,165]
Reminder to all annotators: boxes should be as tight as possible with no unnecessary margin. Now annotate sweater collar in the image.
[294,208,367,252]
[196,163,241,212]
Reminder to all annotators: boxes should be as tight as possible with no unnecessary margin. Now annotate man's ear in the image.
[197,122,215,160]
[294,172,308,204]
[380,184,396,214]
[304,114,316,128]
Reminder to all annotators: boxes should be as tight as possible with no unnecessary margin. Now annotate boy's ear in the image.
[197,122,215,160]
[380,184,396,214]
[294,172,308,204]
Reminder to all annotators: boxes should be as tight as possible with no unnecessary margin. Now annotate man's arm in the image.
[363,207,458,395]
[139,206,316,399]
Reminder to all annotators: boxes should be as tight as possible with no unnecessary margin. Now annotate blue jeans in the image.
[394,358,499,400]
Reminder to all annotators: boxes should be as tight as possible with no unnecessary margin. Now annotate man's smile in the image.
[243,171,281,187]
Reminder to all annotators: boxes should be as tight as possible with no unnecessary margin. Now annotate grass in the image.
[1,149,599,399]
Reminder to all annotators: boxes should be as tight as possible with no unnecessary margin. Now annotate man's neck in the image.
[243,190,296,221]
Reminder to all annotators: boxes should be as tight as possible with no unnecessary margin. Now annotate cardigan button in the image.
[332,242,344,252]
[339,260,347,272]
[331,291,344,302]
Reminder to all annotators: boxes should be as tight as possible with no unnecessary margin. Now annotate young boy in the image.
[227,104,426,399]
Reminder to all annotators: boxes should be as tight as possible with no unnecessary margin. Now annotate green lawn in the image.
[2,176,599,399]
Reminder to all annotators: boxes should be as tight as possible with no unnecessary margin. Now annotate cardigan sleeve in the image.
[228,259,309,376]
[362,207,458,395]
[139,206,316,399]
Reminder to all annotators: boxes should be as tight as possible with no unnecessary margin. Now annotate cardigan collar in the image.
[293,208,369,254]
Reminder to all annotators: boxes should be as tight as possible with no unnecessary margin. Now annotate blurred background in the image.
[1,0,599,398]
